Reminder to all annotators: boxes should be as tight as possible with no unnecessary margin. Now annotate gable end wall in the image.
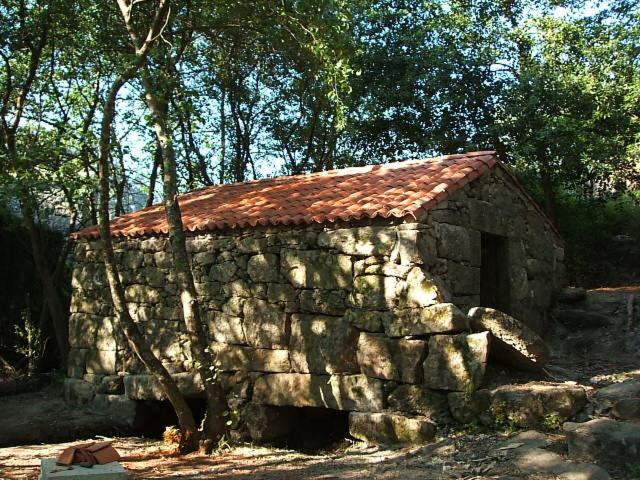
[421,167,565,331]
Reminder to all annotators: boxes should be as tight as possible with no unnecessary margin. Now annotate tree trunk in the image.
[146,142,162,207]
[219,87,226,184]
[21,205,69,366]
[96,68,199,453]
[537,147,556,223]
[141,69,228,447]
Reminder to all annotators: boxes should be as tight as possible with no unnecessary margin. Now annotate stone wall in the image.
[64,169,564,439]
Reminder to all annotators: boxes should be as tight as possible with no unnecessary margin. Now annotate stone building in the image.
[66,151,565,442]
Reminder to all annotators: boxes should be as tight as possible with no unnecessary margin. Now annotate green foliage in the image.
[13,307,46,375]
[553,190,640,286]
[541,412,563,432]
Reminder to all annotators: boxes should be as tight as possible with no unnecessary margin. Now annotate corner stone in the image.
[357,333,427,383]
[423,332,490,391]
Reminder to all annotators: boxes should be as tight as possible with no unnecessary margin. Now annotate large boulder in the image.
[253,373,384,412]
[64,378,96,405]
[349,412,436,445]
[593,379,640,413]
[448,382,587,428]
[612,398,640,422]
[395,267,449,308]
[85,350,117,375]
[96,375,124,395]
[423,332,490,391]
[349,274,398,310]
[468,307,550,371]
[290,314,360,374]
[357,333,427,383]
[564,419,640,470]
[384,303,469,337]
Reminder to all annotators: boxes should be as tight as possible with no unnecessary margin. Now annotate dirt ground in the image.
[0,386,576,479]
[1,430,572,480]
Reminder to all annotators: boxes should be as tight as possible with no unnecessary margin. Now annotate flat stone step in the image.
[349,411,436,445]
[448,382,587,428]
[39,459,127,480]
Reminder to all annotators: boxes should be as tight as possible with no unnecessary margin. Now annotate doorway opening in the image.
[480,232,511,314]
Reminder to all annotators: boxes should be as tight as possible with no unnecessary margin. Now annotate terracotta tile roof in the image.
[71,151,554,240]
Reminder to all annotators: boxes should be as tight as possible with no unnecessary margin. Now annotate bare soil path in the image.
[1,431,566,480]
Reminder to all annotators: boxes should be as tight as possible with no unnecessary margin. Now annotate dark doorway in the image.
[480,232,511,314]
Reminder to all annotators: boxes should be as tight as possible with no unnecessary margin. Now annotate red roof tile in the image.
[71,151,555,240]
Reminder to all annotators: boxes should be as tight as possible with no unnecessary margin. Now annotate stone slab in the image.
[468,307,550,371]
[211,343,291,372]
[253,373,384,412]
[39,458,127,480]
[448,382,587,428]
[348,412,436,445]
[384,303,468,337]
[124,372,203,401]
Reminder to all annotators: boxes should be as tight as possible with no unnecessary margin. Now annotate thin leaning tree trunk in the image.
[141,70,228,446]
[95,68,199,453]
[22,204,69,365]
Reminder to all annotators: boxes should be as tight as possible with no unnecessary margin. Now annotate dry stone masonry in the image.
[65,166,565,444]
